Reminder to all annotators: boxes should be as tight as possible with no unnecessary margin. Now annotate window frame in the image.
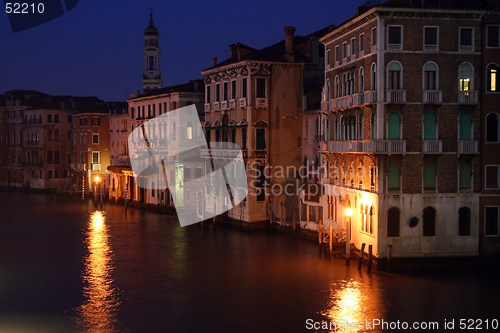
[485,206,499,236]
[423,26,439,52]
[387,25,403,51]
[459,27,474,52]
[487,26,500,48]
[485,165,500,189]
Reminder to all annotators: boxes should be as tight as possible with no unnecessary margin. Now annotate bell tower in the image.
[142,12,162,92]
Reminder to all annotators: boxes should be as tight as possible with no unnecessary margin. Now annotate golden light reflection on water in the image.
[322,278,385,333]
[75,211,120,333]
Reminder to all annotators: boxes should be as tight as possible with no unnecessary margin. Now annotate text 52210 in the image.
[5,3,45,14]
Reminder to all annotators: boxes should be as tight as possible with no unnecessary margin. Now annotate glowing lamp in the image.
[345,207,352,217]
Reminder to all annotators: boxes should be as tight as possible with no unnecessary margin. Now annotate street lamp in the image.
[94,176,102,210]
[345,207,352,266]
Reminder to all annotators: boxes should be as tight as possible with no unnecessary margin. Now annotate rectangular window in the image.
[92,134,99,144]
[54,114,59,122]
[186,189,191,202]
[184,167,191,180]
[342,42,347,60]
[334,45,339,63]
[485,206,499,236]
[206,85,211,103]
[487,26,500,48]
[485,165,499,189]
[231,80,236,99]
[91,117,100,126]
[92,152,100,164]
[256,78,266,98]
[68,131,71,140]
[84,117,88,126]
[388,26,402,50]
[47,114,52,122]
[350,37,356,55]
[327,49,331,67]
[359,33,364,52]
[216,83,220,102]
[424,26,438,51]
[371,27,377,47]
[242,78,247,98]
[459,27,473,52]
[256,128,266,150]
[223,81,228,100]
[195,167,202,179]
[68,115,72,123]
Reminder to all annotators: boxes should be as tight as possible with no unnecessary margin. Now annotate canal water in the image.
[0,191,499,333]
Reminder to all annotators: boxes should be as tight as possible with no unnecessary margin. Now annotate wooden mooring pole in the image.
[367,245,373,273]
[329,224,333,254]
[358,243,366,270]
[387,245,392,272]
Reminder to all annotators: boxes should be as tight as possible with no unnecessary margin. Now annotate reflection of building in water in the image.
[322,278,385,333]
[75,211,120,333]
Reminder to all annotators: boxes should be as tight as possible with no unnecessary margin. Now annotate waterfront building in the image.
[309,0,500,260]
[201,26,330,227]
[70,103,112,195]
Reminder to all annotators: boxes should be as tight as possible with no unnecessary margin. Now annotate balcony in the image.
[423,90,442,103]
[213,102,220,111]
[239,98,247,107]
[221,101,228,110]
[92,164,101,171]
[200,148,248,159]
[458,91,478,104]
[204,103,210,112]
[336,96,353,108]
[229,99,236,109]
[457,140,479,153]
[256,98,268,107]
[253,150,267,158]
[70,163,85,171]
[326,140,406,154]
[422,140,442,153]
[386,90,406,103]
[364,90,377,103]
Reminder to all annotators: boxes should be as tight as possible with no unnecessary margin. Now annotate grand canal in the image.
[0,191,499,332]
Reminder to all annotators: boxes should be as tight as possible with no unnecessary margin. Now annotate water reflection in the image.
[75,211,120,333]
[322,276,385,333]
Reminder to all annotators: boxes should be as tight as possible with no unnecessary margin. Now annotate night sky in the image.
[1,0,359,102]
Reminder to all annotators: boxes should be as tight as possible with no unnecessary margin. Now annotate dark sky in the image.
[1,0,360,102]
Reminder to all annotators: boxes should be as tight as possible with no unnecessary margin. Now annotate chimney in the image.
[237,45,242,61]
[212,57,218,67]
[284,26,296,62]
[229,44,236,58]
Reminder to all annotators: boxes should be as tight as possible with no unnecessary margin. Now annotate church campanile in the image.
[142,13,162,92]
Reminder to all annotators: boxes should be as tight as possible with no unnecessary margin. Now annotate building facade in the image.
[313,0,500,259]
[201,26,328,227]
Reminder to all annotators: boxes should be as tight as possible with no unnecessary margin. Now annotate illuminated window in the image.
[459,63,473,91]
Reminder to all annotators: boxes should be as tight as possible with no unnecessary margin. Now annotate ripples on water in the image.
[75,211,120,333]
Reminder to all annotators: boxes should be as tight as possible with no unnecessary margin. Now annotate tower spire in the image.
[142,12,162,92]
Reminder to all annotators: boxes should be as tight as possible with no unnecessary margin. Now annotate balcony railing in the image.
[423,90,442,103]
[364,90,377,103]
[386,90,406,103]
[327,140,406,154]
[458,91,478,104]
[256,98,268,107]
[457,140,479,153]
[92,164,101,171]
[422,140,442,153]
[200,148,247,159]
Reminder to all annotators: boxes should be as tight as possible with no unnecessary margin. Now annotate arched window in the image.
[47,151,53,164]
[359,67,365,93]
[388,62,402,90]
[459,163,472,190]
[487,63,498,92]
[424,62,438,90]
[371,63,377,90]
[387,112,401,140]
[423,164,436,191]
[486,112,499,142]
[54,151,60,164]
[423,206,436,236]
[47,129,53,141]
[186,121,193,140]
[325,119,330,141]
[54,129,60,141]
[459,113,472,140]
[387,207,400,237]
[387,164,400,191]
[459,63,473,91]
[458,207,471,236]
[423,112,437,140]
